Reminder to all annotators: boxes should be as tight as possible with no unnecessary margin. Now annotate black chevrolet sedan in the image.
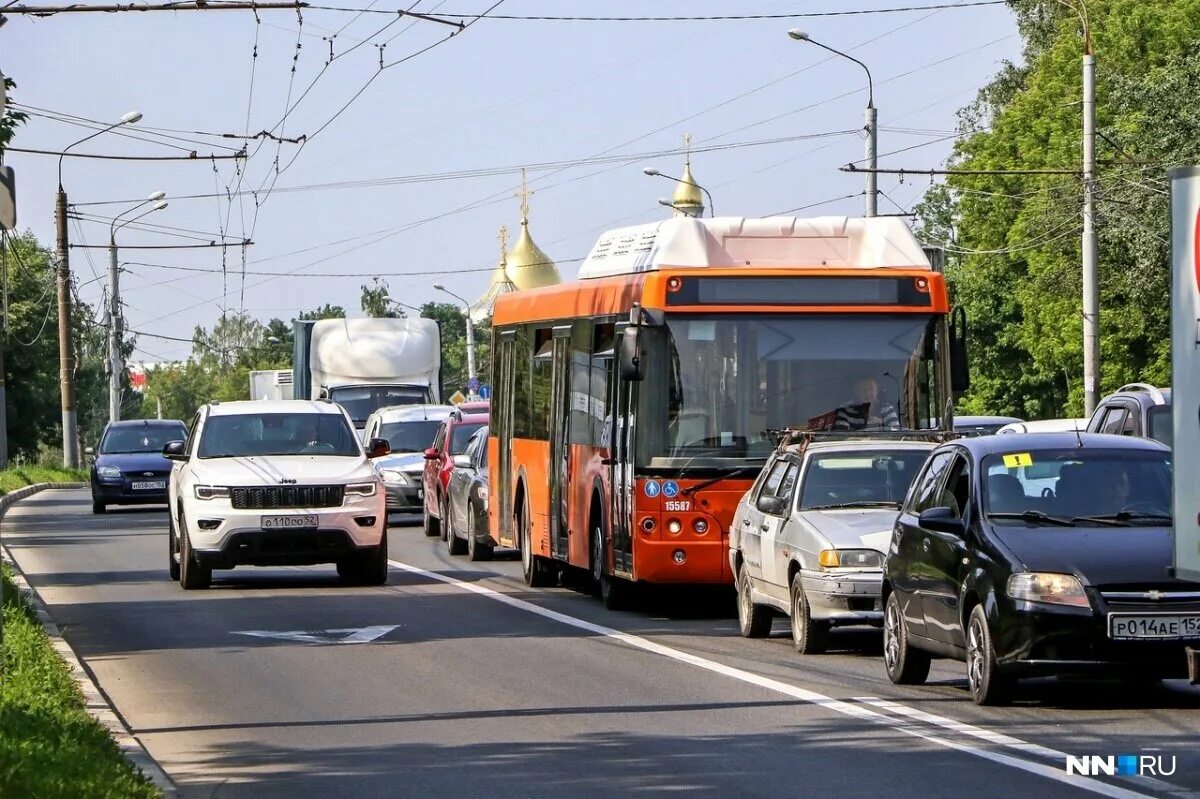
[881,432,1195,705]
[88,419,188,514]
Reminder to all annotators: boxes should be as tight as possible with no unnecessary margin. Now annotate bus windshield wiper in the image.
[987,510,1076,527]
[805,501,901,510]
[681,466,758,496]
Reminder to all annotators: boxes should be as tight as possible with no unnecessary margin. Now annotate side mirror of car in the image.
[367,438,391,459]
[423,447,440,461]
[84,446,95,458]
[452,454,473,470]
[918,506,965,536]
[163,441,187,462]
[756,495,787,516]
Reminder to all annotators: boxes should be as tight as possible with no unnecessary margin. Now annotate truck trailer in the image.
[297,317,441,432]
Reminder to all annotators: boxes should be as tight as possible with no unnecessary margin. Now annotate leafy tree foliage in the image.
[914,0,1200,417]
[360,278,402,318]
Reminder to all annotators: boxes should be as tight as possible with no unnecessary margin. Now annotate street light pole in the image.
[433,284,476,398]
[55,110,141,466]
[108,193,166,424]
[787,30,876,217]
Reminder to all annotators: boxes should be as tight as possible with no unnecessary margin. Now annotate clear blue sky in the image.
[5,0,1021,362]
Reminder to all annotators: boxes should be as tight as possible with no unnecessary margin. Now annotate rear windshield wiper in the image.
[987,510,1076,527]
[805,501,902,510]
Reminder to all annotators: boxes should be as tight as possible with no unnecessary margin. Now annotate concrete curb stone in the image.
[1,482,179,798]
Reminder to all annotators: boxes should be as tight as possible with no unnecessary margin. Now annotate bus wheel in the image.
[520,505,555,588]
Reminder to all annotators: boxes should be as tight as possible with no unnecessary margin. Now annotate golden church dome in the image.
[672,161,705,216]
[504,169,560,289]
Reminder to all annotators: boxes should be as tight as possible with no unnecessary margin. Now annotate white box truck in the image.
[248,369,294,401]
[308,317,441,432]
[1171,167,1200,583]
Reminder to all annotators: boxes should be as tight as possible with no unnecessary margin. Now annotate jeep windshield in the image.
[199,413,360,458]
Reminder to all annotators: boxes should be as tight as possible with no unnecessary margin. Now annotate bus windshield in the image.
[637,314,938,468]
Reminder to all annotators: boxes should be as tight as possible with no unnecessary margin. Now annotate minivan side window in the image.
[906,451,955,514]
[1099,407,1128,435]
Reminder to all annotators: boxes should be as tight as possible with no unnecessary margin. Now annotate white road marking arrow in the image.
[233,625,399,645]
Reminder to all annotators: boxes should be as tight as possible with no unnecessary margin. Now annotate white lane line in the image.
[853,697,1198,799]
[388,559,1158,799]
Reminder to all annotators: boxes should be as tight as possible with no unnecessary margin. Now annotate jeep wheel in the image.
[178,514,211,590]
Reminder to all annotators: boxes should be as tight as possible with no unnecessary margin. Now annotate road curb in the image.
[1,482,179,799]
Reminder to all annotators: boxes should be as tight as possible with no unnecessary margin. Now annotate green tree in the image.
[914,0,1200,417]
[360,278,402,318]
[0,75,29,153]
[299,304,346,321]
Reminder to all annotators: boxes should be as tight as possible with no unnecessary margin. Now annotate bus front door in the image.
[548,327,571,561]
[609,352,634,577]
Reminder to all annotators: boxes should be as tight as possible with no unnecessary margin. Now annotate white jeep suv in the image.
[165,400,389,589]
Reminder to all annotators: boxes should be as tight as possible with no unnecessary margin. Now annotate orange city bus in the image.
[486,215,966,606]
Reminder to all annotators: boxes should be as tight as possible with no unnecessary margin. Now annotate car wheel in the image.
[883,592,930,685]
[790,572,829,654]
[446,503,467,556]
[736,563,772,638]
[966,605,1013,705]
[168,510,181,581]
[178,514,212,590]
[364,530,389,585]
[520,502,555,588]
[423,504,440,538]
[92,499,106,515]
[467,507,493,562]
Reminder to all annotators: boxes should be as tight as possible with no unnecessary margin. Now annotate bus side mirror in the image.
[619,326,643,382]
[950,306,970,394]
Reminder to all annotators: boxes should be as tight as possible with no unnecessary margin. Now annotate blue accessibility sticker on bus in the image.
[644,480,661,498]
[662,481,680,498]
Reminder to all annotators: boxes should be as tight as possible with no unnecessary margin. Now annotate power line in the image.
[4,1,303,16]
[7,146,245,161]
[122,257,581,278]
[303,1,1007,21]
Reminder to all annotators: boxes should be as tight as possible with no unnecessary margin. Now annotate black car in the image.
[1085,382,1172,447]
[881,432,1194,705]
[444,426,491,561]
[88,419,188,514]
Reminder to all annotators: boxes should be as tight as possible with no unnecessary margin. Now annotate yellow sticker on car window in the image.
[1003,453,1033,468]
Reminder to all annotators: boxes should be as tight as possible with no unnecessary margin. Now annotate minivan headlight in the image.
[380,470,408,485]
[1007,572,1091,608]
[194,485,230,500]
[345,482,378,497]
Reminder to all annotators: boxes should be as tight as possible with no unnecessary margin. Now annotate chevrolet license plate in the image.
[1108,613,1200,640]
[261,514,318,530]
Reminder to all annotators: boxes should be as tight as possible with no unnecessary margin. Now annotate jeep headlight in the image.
[1007,572,1090,608]
[97,466,122,479]
[194,485,230,500]
[380,470,408,485]
[818,549,884,569]
[345,481,378,497]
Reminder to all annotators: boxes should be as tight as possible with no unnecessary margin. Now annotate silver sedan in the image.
[729,439,935,654]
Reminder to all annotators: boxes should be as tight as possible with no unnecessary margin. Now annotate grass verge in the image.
[1,567,160,798]
[0,467,87,497]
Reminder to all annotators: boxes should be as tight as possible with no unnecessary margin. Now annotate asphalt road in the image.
[5,488,1200,798]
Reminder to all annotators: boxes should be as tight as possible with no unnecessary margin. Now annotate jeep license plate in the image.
[261,514,319,530]
[1108,613,1200,640]
[131,480,166,491]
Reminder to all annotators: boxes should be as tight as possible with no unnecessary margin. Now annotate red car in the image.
[422,402,489,538]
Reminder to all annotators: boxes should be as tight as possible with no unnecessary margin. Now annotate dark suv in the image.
[88,418,188,514]
[1085,383,1172,447]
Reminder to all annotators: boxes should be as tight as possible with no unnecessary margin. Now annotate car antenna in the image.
[1074,423,1084,449]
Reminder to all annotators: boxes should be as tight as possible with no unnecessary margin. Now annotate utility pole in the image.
[107,240,121,423]
[0,234,8,471]
[55,187,79,468]
[865,104,878,218]
[1081,49,1099,415]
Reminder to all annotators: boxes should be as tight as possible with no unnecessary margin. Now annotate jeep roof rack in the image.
[1115,383,1167,404]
